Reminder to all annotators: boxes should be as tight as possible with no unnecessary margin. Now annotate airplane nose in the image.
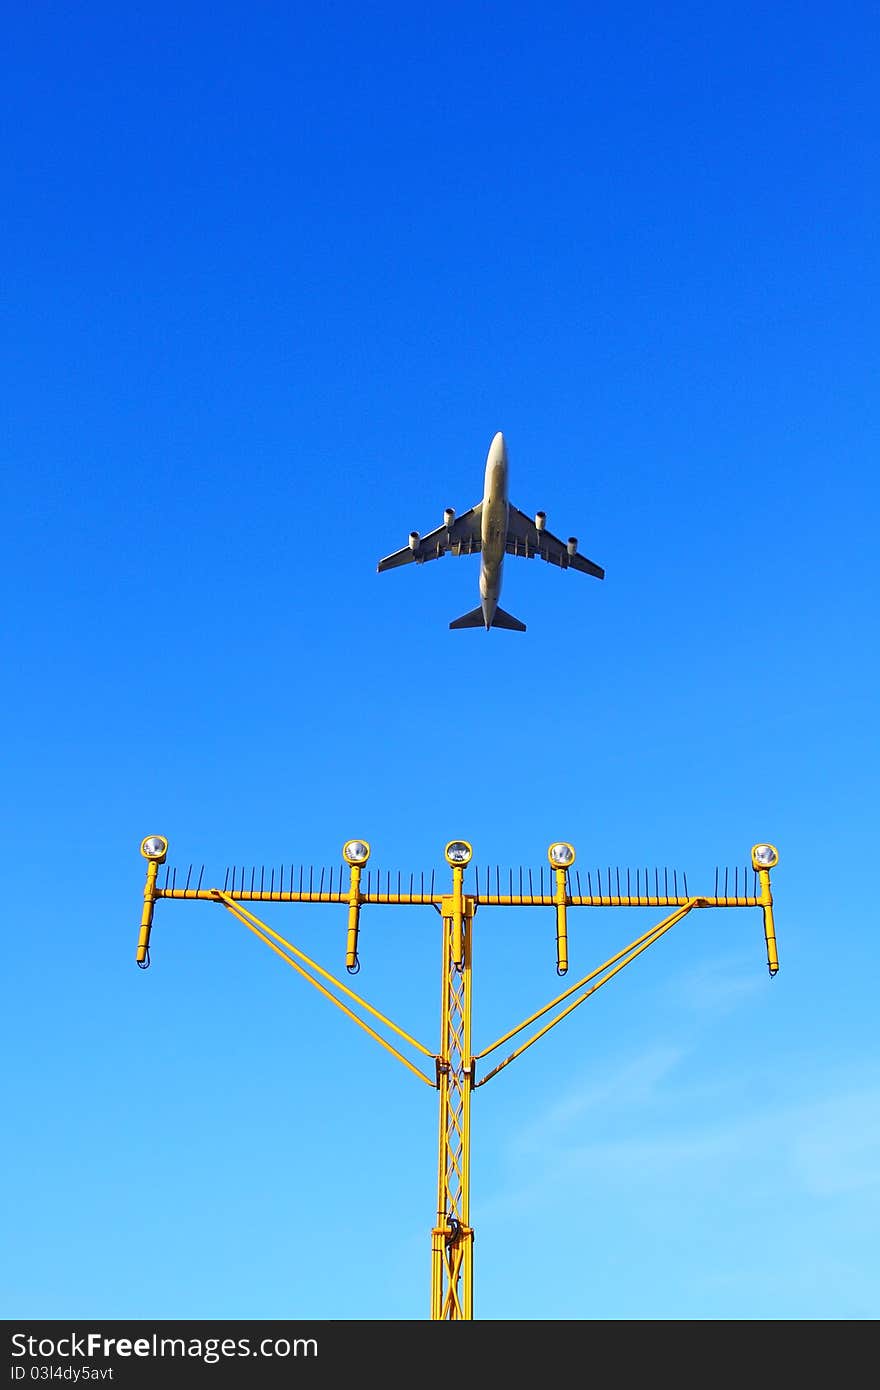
[489,431,507,462]
[485,430,508,487]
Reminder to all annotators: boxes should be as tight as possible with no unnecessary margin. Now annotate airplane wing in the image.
[505,505,604,578]
[377,504,483,571]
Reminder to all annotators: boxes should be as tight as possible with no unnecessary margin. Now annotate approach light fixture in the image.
[548,842,576,868]
[751,844,779,870]
[343,840,371,866]
[140,835,168,863]
[445,840,472,867]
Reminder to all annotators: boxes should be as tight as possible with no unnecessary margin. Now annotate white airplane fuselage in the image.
[478,431,509,628]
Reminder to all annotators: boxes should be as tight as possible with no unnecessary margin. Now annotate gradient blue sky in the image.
[3,3,878,1321]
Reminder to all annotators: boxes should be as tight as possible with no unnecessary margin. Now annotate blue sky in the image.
[2,2,878,1321]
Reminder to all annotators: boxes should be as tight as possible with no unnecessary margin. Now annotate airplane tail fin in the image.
[449,606,486,630]
[448,605,526,632]
[491,606,527,632]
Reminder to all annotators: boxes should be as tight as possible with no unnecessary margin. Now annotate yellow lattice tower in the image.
[135,834,780,1319]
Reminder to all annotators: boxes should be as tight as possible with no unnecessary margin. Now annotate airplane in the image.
[376,431,604,631]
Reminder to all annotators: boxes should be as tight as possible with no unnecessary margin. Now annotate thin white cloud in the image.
[481,1053,880,1218]
[671,952,767,1014]
[511,1043,685,1155]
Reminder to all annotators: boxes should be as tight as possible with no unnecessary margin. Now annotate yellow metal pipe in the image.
[477,894,760,908]
[554,865,569,975]
[345,862,363,971]
[136,859,159,964]
[461,900,474,1319]
[432,894,475,1318]
[451,866,464,967]
[430,1228,445,1321]
[433,903,453,1318]
[157,888,350,903]
[758,867,779,976]
[154,887,762,908]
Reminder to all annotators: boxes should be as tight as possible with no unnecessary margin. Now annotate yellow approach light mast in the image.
[135,834,780,1319]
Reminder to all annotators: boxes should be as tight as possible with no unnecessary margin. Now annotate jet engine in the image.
[535,512,546,531]
[567,537,578,556]
[444,508,455,528]
[409,531,420,551]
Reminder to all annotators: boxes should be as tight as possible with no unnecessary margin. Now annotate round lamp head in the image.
[548,841,576,868]
[445,840,472,866]
[343,839,371,866]
[140,835,168,862]
[751,843,779,870]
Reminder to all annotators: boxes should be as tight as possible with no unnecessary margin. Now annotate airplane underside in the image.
[376,431,604,630]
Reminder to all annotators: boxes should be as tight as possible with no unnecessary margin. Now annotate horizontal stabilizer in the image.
[491,606,526,632]
[448,605,527,632]
[449,606,486,630]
